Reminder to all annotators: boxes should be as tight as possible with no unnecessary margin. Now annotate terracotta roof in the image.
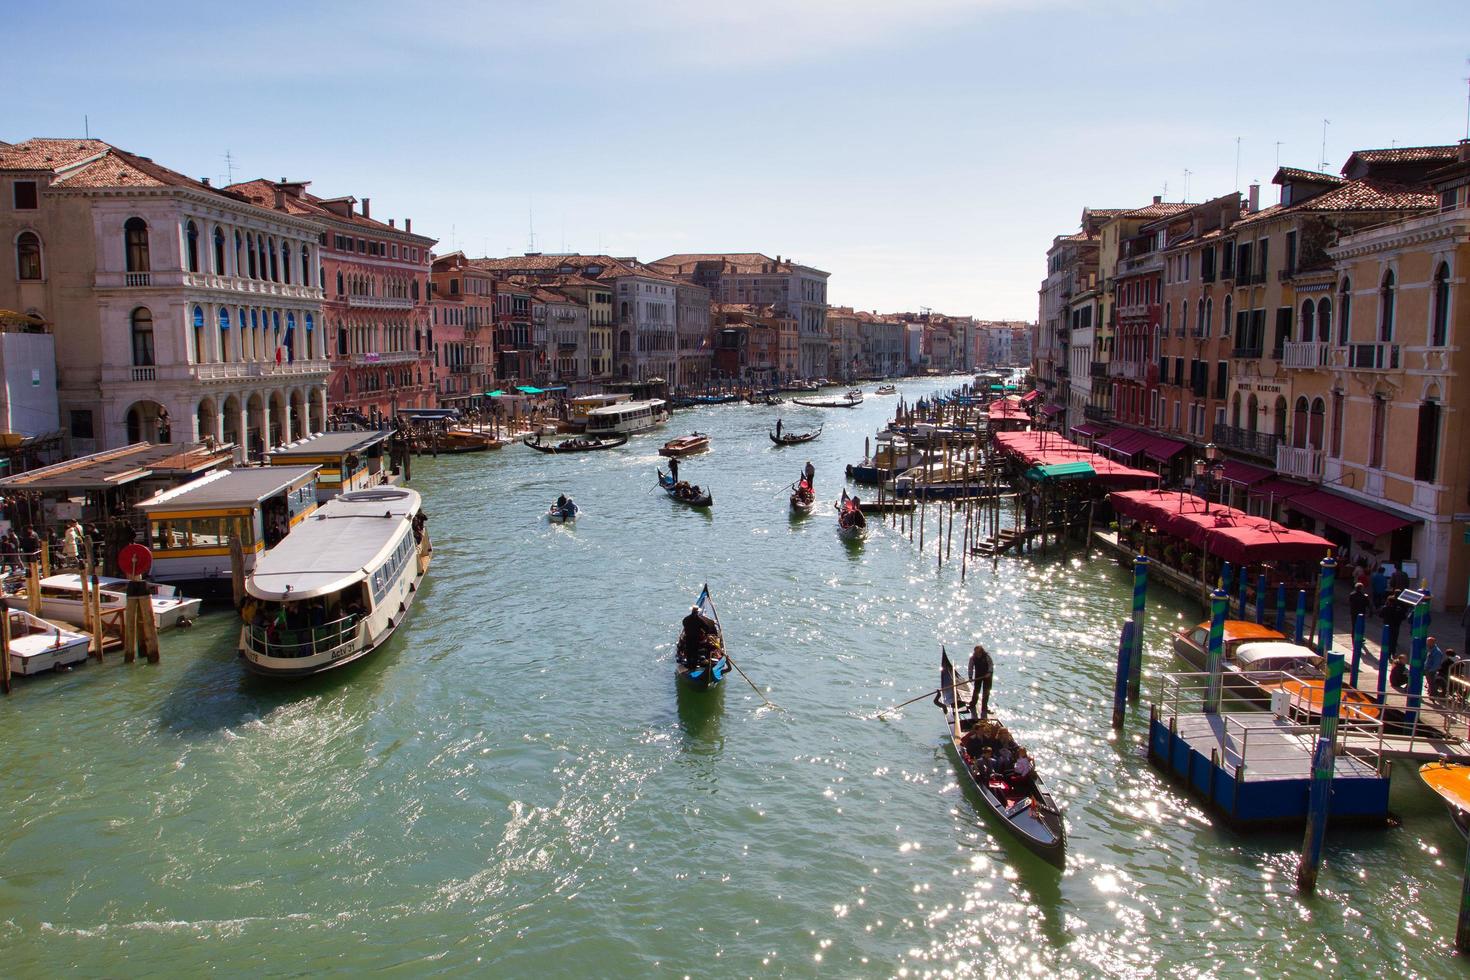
[471,253,677,283]
[2,138,235,200]
[1231,177,1434,228]
[226,178,436,243]
[650,252,828,276]
[1274,167,1344,186]
[1120,202,1196,220]
[0,138,111,171]
[1346,146,1459,166]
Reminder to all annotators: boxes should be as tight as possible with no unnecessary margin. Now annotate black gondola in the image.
[522,432,629,454]
[937,652,1066,869]
[657,469,713,508]
[675,584,729,689]
[791,396,860,409]
[769,423,822,445]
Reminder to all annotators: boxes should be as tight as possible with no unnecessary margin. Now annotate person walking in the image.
[1348,582,1372,627]
[1381,589,1408,661]
[1370,564,1390,614]
[1390,564,1410,592]
[967,643,994,719]
[62,520,82,568]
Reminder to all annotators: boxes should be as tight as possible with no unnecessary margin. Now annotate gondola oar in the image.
[874,687,945,719]
[703,584,780,711]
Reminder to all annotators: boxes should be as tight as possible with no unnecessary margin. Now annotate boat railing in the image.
[243,612,364,661]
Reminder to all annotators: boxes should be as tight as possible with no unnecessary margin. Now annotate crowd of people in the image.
[959,719,1036,799]
[0,519,89,576]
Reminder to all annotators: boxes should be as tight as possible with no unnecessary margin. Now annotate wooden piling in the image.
[1,603,11,695]
[25,561,41,618]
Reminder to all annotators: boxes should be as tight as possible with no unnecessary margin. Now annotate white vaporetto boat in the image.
[239,487,431,678]
[584,398,669,436]
[4,573,202,631]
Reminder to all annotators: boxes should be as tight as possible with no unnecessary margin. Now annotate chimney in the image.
[362,197,371,219]
[280,177,287,183]
[274,188,285,210]
[1248,183,1260,213]
[200,177,210,186]
[405,218,412,233]
[389,218,395,228]
[1153,195,1161,205]
[1460,138,1470,163]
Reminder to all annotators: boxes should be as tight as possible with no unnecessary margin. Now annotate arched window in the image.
[337,322,348,357]
[336,270,344,295]
[1369,394,1387,468]
[247,236,258,278]
[16,231,42,280]
[234,230,243,276]
[1164,302,1172,333]
[1378,270,1395,341]
[1416,399,1442,482]
[218,308,231,362]
[124,217,150,272]
[1330,390,1344,457]
[1222,295,1232,337]
[411,278,419,301]
[1292,396,1309,449]
[1309,397,1325,451]
[1338,279,1352,345]
[130,307,155,366]
[268,238,279,282]
[185,220,200,272]
[1431,262,1451,346]
[281,243,292,284]
[192,305,206,363]
[1245,393,1258,433]
[1316,297,1331,343]
[213,227,226,274]
[1204,297,1213,337]
[300,245,310,286]
[1298,300,1313,345]
[304,313,315,359]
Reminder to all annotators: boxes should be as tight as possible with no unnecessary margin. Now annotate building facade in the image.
[429,252,495,409]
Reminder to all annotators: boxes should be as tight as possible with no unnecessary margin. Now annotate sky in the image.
[8,0,1469,320]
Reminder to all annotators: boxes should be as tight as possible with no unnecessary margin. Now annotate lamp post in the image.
[1193,442,1226,512]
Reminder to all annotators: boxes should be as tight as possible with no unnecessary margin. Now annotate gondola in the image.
[790,475,815,515]
[522,432,629,454]
[675,584,729,689]
[792,395,861,409]
[657,469,713,508]
[659,432,711,457]
[769,423,822,445]
[835,491,868,540]
[937,652,1066,869]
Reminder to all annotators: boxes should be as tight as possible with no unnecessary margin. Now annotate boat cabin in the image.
[585,399,668,436]
[267,430,391,501]
[568,393,631,429]
[135,465,320,594]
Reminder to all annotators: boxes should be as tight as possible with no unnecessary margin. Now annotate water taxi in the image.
[238,486,430,678]
[4,608,90,675]
[4,573,202,631]
[585,399,669,436]
[135,466,321,598]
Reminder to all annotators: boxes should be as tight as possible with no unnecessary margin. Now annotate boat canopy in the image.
[246,487,420,602]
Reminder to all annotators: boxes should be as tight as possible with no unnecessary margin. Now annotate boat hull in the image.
[676,653,730,689]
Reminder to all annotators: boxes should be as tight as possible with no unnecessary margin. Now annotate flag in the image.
[275,345,283,366]
[697,585,709,607]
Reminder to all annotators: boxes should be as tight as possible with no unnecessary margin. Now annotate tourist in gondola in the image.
[680,604,719,663]
[1008,749,1037,796]
[967,643,994,719]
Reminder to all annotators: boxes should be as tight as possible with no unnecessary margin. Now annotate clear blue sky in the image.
[9,1,1469,320]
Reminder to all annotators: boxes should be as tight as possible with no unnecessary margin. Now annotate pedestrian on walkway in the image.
[1389,653,1411,693]
[1370,564,1390,613]
[1348,582,1372,626]
[1381,589,1408,660]
[1426,636,1447,691]
[1390,564,1410,591]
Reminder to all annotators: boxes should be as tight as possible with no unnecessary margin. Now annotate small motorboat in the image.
[522,432,629,454]
[659,432,711,458]
[836,491,868,540]
[1421,761,1470,839]
[675,584,729,689]
[770,423,822,446]
[937,650,1066,869]
[875,384,897,395]
[3,608,90,676]
[657,469,713,508]
[547,496,579,523]
[4,573,201,631]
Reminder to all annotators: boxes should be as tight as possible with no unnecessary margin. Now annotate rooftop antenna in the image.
[1183,168,1192,200]
[1464,59,1470,139]
[222,149,236,186]
[1319,119,1331,172]
[527,196,536,253]
[84,114,89,138]
[1274,141,1285,168]
[1162,179,1169,199]
[1234,136,1242,190]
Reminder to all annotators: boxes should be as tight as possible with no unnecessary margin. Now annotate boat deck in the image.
[1171,712,1380,781]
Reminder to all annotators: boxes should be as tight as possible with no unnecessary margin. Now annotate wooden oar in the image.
[704,584,780,711]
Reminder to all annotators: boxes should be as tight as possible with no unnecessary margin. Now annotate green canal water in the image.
[1,377,1465,976]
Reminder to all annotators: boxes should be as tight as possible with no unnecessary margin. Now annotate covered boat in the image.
[659,432,711,457]
[657,469,713,508]
[4,573,202,631]
[3,608,90,676]
[937,651,1066,869]
[676,585,729,689]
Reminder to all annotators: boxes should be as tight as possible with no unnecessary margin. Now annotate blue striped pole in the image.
[1316,558,1337,656]
[1275,582,1288,632]
[1297,650,1347,894]
[1205,589,1229,714]
[1112,621,1134,730]
[1406,593,1432,729]
[1295,589,1308,645]
[1377,622,1392,705]
[1256,573,1268,624]
[1350,613,1366,689]
[1236,571,1249,619]
[1127,556,1149,702]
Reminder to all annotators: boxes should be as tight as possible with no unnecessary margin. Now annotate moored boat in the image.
[875,384,897,395]
[4,573,202,631]
[657,469,713,508]
[585,398,669,436]
[792,392,862,409]
[3,608,90,676]
[238,487,431,678]
[659,432,711,457]
[1420,761,1470,839]
[522,432,630,454]
[675,584,729,689]
[937,651,1066,869]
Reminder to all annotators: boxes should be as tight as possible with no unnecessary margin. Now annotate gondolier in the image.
[967,643,994,719]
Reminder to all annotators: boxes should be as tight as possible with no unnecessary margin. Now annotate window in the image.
[124,217,150,272]
[218,307,231,362]
[1292,396,1309,449]
[1299,300,1314,343]
[281,243,291,284]
[336,270,344,295]
[301,245,311,286]
[1222,295,1232,336]
[16,231,41,280]
[1338,279,1352,344]
[268,238,279,282]
[1369,395,1387,468]
[1309,398,1325,452]
[1378,271,1395,341]
[69,409,94,440]
[130,307,155,366]
[1215,360,1228,400]
[1330,391,1344,458]
[1285,230,1297,276]
[185,220,199,272]
[1316,297,1332,343]
[192,305,205,363]
[213,226,226,274]
[13,181,38,210]
[1431,263,1450,346]
[1415,401,1442,483]
[247,236,258,278]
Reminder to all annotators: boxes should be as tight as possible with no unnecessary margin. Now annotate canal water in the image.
[1,377,1464,976]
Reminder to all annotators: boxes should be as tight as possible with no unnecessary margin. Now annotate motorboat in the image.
[3,608,89,675]
[4,573,202,631]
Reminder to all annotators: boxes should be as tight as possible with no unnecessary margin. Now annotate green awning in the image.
[485,390,506,397]
[516,385,545,395]
[1024,461,1096,482]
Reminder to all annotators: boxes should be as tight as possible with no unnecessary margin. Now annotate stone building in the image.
[429,252,495,409]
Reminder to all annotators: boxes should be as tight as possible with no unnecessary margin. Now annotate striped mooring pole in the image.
[1205,589,1229,715]
[1127,555,1148,702]
[1405,592,1432,730]
[1295,589,1308,645]
[1237,571,1249,621]
[1316,558,1336,657]
[1297,649,1347,894]
[1111,620,1134,731]
[1275,582,1288,632]
[1255,573,1268,624]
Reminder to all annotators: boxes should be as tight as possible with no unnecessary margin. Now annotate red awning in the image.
[1040,403,1064,416]
[1219,460,1273,487]
[1020,390,1041,403]
[1248,478,1313,501]
[1139,434,1189,463]
[1071,422,1111,439]
[1100,430,1150,458]
[1282,489,1420,543]
[1109,489,1335,564]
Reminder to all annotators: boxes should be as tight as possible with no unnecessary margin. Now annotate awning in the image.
[1248,478,1313,502]
[1140,434,1189,463]
[1020,390,1041,403]
[485,389,506,397]
[1219,460,1273,487]
[1040,403,1064,416]
[1098,429,1150,457]
[541,386,568,393]
[1025,461,1096,482]
[516,385,546,395]
[1071,422,1111,439]
[1282,489,1420,543]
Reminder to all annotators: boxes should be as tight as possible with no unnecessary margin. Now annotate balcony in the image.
[182,273,323,301]
[1108,361,1142,381]
[125,272,151,287]
[130,365,156,381]
[1084,404,1112,422]
[1276,444,1324,481]
[1281,340,1329,369]
[351,350,420,366]
[1229,344,1264,360]
[1345,342,1401,371]
[1213,422,1281,461]
[104,358,330,385]
[1090,361,1109,379]
[347,294,414,310]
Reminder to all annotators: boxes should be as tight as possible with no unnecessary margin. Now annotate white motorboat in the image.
[239,487,431,678]
[584,398,669,436]
[4,608,89,675]
[4,573,202,631]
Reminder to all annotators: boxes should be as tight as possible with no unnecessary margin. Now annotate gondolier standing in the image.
[669,456,679,483]
[775,418,783,438]
[803,460,815,486]
[967,643,994,719]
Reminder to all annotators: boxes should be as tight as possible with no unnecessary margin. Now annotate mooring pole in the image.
[1127,555,1149,702]
[1296,650,1346,895]
[1405,592,1432,730]
[1316,558,1337,657]
[1205,588,1229,715]
[1237,571,1249,623]
[1350,613,1366,689]
[1112,620,1134,731]
[1295,589,1308,645]
[1256,573,1267,624]
[1377,622,1392,705]
[1275,582,1287,632]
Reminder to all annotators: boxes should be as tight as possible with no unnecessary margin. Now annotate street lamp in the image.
[1193,442,1225,512]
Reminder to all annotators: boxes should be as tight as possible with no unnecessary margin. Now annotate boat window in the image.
[149,516,253,551]
[1191,628,1207,647]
